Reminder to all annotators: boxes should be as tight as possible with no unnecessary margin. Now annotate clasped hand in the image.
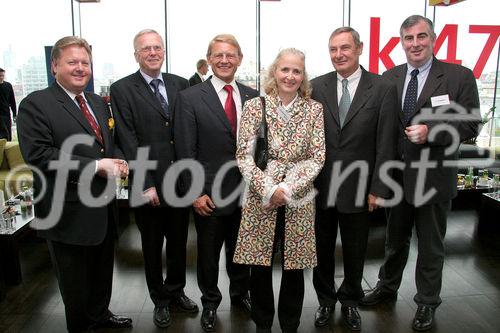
[96,158,129,178]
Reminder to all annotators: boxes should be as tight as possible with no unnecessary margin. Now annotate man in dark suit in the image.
[0,68,17,140]
[110,29,197,329]
[189,59,209,86]
[175,34,258,332]
[311,27,398,331]
[360,15,481,331]
[16,36,132,332]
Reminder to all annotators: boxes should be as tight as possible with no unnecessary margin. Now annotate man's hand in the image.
[96,158,129,178]
[367,193,384,212]
[193,194,215,216]
[405,124,428,145]
[143,187,160,206]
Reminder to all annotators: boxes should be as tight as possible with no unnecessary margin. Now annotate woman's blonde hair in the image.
[263,48,311,99]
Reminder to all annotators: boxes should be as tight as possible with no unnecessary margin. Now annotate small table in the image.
[0,207,35,286]
[478,192,500,232]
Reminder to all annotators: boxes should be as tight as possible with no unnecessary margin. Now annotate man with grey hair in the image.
[110,29,196,329]
[360,15,481,331]
[311,26,398,331]
[189,59,209,86]
[17,36,131,332]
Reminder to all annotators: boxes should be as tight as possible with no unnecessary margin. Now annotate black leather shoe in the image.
[171,294,199,313]
[341,306,361,331]
[314,305,334,327]
[232,294,251,312]
[412,305,435,331]
[201,308,217,332]
[94,314,133,329]
[359,287,397,306]
[153,306,171,328]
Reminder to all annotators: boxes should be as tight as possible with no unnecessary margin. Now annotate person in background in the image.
[110,29,197,329]
[17,36,131,332]
[0,68,17,140]
[311,26,398,331]
[233,47,325,333]
[360,15,481,332]
[175,34,258,332]
[189,59,209,86]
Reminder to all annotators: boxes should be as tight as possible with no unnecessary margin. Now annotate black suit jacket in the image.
[0,81,16,117]
[110,71,189,205]
[189,73,203,86]
[312,67,398,213]
[17,83,121,245]
[174,79,258,216]
[383,57,481,205]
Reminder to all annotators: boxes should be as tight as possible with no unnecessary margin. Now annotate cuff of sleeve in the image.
[263,184,279,206]
[95,160,99,174]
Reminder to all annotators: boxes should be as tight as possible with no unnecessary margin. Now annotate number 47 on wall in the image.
[369,17,500,78]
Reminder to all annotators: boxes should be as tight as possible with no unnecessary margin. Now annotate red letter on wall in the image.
[369,17,399,74]
[469,25,500,78]
[434,24,462,65]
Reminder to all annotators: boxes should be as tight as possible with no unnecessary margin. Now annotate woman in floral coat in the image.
[233,48,325,333]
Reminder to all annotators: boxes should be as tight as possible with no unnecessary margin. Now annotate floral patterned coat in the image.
[233,94,325,270]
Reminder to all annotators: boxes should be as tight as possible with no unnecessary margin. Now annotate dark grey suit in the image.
[312,67,398,306]
[110,71,191,307]
[376,57,481,307]
[174,79,258,310]
[189,72,203,86]
[17,83,121,331]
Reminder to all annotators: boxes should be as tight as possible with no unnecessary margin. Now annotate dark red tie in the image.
[75,94,104,146]
[223,85,237,136]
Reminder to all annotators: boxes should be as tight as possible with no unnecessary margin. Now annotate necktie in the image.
[150,79,169,118]
[223,85,237,136]
[338,78,350,127]
[75,95,103,146]
[403,69,419,123]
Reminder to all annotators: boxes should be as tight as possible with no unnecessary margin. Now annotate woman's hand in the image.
[264,187,289,211]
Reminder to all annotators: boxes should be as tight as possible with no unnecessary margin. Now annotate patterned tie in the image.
[223,85,237,136]
[338,78,351,127]
[403,69,419,123]
[150,78,169,118]
[75,95,103,146]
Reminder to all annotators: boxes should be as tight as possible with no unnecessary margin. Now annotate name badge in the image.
[277,105,291,123]
[431,94,450,107]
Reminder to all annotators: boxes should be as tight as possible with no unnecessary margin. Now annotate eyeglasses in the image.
[211,53,239,61]
[137,45,164,53]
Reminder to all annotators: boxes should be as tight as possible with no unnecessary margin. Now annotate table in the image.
[0,206,35,286]
[478,191,500,232]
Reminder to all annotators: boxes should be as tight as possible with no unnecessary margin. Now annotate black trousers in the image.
[47,222,115,333]
[0,115,12,141]
[377,198,450,307]
[135,205,190,307]
[313,207,370,307]
[251,207,305,332]
[194,209,250,310]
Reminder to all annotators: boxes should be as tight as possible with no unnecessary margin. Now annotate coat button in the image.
[170,140,174,144]
[100,148,104,153]
[165,121,169,126]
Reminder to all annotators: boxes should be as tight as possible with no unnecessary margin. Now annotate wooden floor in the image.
[1,208,499,333]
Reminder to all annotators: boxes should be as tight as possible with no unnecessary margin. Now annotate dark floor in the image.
[1,208,499,333]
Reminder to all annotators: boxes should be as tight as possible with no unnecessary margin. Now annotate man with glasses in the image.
[110,29,197,329]
[175,34,258,332]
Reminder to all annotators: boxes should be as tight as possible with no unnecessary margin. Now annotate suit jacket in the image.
[110,71,189,205]
[174,79,258,216]
[233,95,325,269]
[0,81,16,117]
[383,57,481,205]
[189,73,203,86]
[312,67,398,213]
[16,83,121,245]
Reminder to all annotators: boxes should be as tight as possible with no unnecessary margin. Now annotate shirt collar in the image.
[407,57,433,75]
[211,75,237,93]
[337,66,362,82]
[278,93,299,111]
[140,69,164,85]
[57,81,85,102]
